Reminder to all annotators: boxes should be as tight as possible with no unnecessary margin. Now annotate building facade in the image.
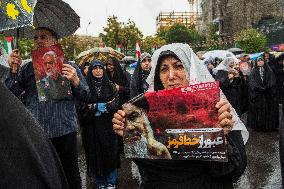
[201,0,284,45]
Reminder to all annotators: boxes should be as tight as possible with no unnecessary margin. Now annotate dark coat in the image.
[0,64,8,83]
[247,64,279,131]
[274,55,284,105]
[215,70,248,116]
[0,82,69,189]
[134,131,247,189]
[130,61,150,99]
[80,64,121,177]
[106,59,130,105]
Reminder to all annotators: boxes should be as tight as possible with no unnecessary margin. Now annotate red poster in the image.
[32,44,72,101]
[123,81,228,162]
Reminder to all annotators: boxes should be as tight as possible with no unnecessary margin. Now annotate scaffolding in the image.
[156,0,202,31]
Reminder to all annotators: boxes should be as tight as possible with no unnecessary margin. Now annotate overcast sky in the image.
[64,0,190,37]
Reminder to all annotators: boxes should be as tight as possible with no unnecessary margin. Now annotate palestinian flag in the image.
[2,36,13,55]
[135,42,141,61]
[116,44,123,53]
[0,41,9,67]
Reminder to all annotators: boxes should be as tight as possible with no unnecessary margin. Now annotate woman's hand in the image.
[112,110,126,136]
[216,99,233,135]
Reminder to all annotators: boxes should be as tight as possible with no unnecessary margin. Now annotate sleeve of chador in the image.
[215,70,231,89]
[121,71,131,100]
[208,130,247,182]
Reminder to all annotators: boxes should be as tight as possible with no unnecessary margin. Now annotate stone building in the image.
[201,0,284,45]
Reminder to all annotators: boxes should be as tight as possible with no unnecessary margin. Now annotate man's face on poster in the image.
[44,54,59,78]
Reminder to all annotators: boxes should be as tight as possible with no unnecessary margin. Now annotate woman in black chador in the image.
[247,57,279,131]
[81,60,120,188]
[130,52,152,98]
[274,54,284,105]
[215,57,248,116]
[106,57,131,105]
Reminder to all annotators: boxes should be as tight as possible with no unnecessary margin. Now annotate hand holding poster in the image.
[32,44,72,101]
[123,81,228,162]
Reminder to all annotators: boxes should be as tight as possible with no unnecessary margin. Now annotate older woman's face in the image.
[159,56,189,89]
[92,66,104,78]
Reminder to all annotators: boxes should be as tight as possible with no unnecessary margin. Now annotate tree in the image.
[206,23,219,41]
[161,23,192,43]
[60,35,100,61]
[99,16,124,49]
[204,23,227,51]
[120,20,143,55]
[142,36,166,53]
[156,23,205,51]
[99,16,143,56]
[18,38,34,59]
[60,35,79,61]
[235,29,267,53]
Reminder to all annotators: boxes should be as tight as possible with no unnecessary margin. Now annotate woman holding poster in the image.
[83,60,121,189]
[113,43,248,188]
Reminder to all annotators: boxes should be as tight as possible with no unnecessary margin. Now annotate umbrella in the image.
[203,50,239,62]
[249,52,264,61]
[0,0,36,32]
[76,47,125,66]
[0,0,80,39]
[227,48,245,54]
[270,51,283,59]
[236,53,249,59]
[122,56,136,64]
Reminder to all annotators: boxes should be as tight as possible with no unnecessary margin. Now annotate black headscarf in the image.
[249,57,276,98]
[154,50,181,91]
[130,61,151,98]
[106,57,128,86]
[80,62,90,77]
[86,60,117,102]
[248,57,276,98]
[263,52,277,72]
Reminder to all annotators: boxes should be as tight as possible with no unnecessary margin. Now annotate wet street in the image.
[234,129,281,189]
[79,128,282,189]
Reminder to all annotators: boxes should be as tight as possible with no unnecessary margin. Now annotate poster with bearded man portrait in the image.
[32,44,71,101]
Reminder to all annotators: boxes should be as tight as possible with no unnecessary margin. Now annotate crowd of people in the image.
[0,26,284,189]
[201,51,283,132]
